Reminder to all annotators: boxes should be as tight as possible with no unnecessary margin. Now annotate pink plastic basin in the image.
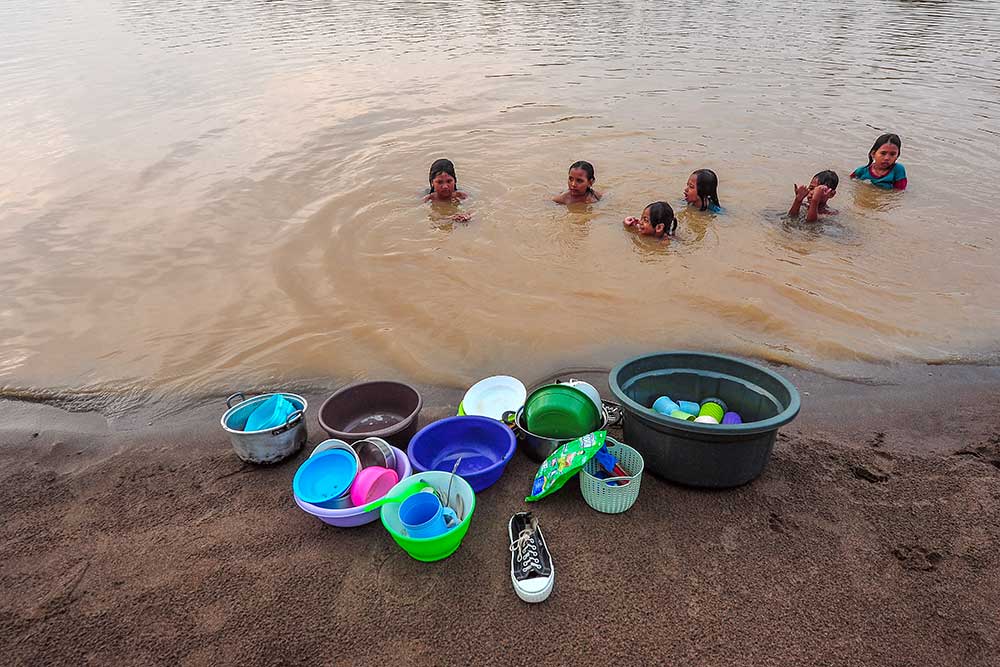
[349,466,399,507]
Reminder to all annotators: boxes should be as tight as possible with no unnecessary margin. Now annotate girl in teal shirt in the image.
[851,133,907,190]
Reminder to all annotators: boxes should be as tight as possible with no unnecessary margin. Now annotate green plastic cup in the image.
[524,384,601,439]
[698,401,725,422]
[701,396,728,411]
[669,410,697,421]
[380,472,476,562]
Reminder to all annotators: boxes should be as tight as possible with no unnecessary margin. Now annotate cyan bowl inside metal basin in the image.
[609,351,801,488]
[407,416,516,492]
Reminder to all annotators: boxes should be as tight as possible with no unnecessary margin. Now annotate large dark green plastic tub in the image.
[609,352,801,488]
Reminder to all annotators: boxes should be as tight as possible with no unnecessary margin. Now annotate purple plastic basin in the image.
[407,416,516,492]
[293,445,412,527]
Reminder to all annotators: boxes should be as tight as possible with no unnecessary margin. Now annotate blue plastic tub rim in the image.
[609,351,801,436]
[408,415,517,478]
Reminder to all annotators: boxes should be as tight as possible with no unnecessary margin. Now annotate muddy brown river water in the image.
[2,0,999,412]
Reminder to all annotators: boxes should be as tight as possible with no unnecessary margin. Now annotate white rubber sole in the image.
[509,513,555,603]
[512,566,554,603]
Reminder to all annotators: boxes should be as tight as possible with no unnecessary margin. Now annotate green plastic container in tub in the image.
[579,437,645,514]
[380,471,476,562]
[609,352,800,488]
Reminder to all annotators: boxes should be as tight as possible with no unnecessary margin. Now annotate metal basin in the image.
[513,406,610,463]
[220,392,308,464]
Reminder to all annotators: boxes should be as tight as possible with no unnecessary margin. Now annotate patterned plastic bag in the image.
[525,431,607,502]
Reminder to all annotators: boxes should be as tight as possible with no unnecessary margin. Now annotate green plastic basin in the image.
[380,471,476,562]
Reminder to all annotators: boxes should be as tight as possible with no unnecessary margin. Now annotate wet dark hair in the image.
[813,170,839,190]
[692,169,721,211]
[643,201,677,237]
[867,133,902,167]
[428,158,457,193]
[568,161,596,195]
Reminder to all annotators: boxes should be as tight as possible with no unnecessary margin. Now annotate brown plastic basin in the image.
[319,381,423,448]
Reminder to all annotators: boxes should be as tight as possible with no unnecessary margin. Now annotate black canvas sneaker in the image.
[508,512,554,603]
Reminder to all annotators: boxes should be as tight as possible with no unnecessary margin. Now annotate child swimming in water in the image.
[553,161,602,204]
[851,133,907,190]
[423,158,468,203]
[683,169,723,212]
[788,170,839,222]
[623,201,676,240]
[423,158,470,222]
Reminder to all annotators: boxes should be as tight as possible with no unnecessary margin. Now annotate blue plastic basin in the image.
[407,416,516,492]
[292,449,358,507]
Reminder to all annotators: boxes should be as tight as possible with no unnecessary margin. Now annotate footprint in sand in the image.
[893,545,943,571]
[866,431,886,448]
[951,434,1000,471]
[851,463,890,483]
[768,512,799,534]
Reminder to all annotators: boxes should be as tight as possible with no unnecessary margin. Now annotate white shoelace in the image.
[511,518,543,573]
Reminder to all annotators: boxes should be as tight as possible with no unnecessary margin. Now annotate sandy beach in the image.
[4,1,1000,664]
[1,362,998,666]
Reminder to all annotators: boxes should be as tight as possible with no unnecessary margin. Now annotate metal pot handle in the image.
[226,392,246,409]
[271,409,303,435]
[602,400,623,427]
[503,411,527,439]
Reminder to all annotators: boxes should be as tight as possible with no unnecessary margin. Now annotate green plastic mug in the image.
[698,401,725,422]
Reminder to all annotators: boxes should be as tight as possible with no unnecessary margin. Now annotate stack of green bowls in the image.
[524,384,602,439]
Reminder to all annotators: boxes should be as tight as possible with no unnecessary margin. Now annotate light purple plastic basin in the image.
[293,445,412,527]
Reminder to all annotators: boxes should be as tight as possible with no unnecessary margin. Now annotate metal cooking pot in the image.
[513,405,613,463]
[221,392,308,464]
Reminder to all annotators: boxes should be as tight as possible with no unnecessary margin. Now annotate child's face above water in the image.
[871,143,900,171]
[683,174,700,204]
[431,172,456,198]
[567,168,594,197]
[637,208,661,236]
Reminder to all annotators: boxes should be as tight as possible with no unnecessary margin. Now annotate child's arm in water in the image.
[788,183,809,218]
[552,191,570,204]
[805,185,833,223]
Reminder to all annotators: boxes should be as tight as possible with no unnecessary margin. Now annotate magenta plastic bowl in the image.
[293,445,412,527]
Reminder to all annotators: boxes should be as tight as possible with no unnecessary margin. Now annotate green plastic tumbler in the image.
[669,410,697,422]
[698,401,725,422]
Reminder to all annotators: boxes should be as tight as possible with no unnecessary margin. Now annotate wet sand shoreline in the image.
[1,362,998,666]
